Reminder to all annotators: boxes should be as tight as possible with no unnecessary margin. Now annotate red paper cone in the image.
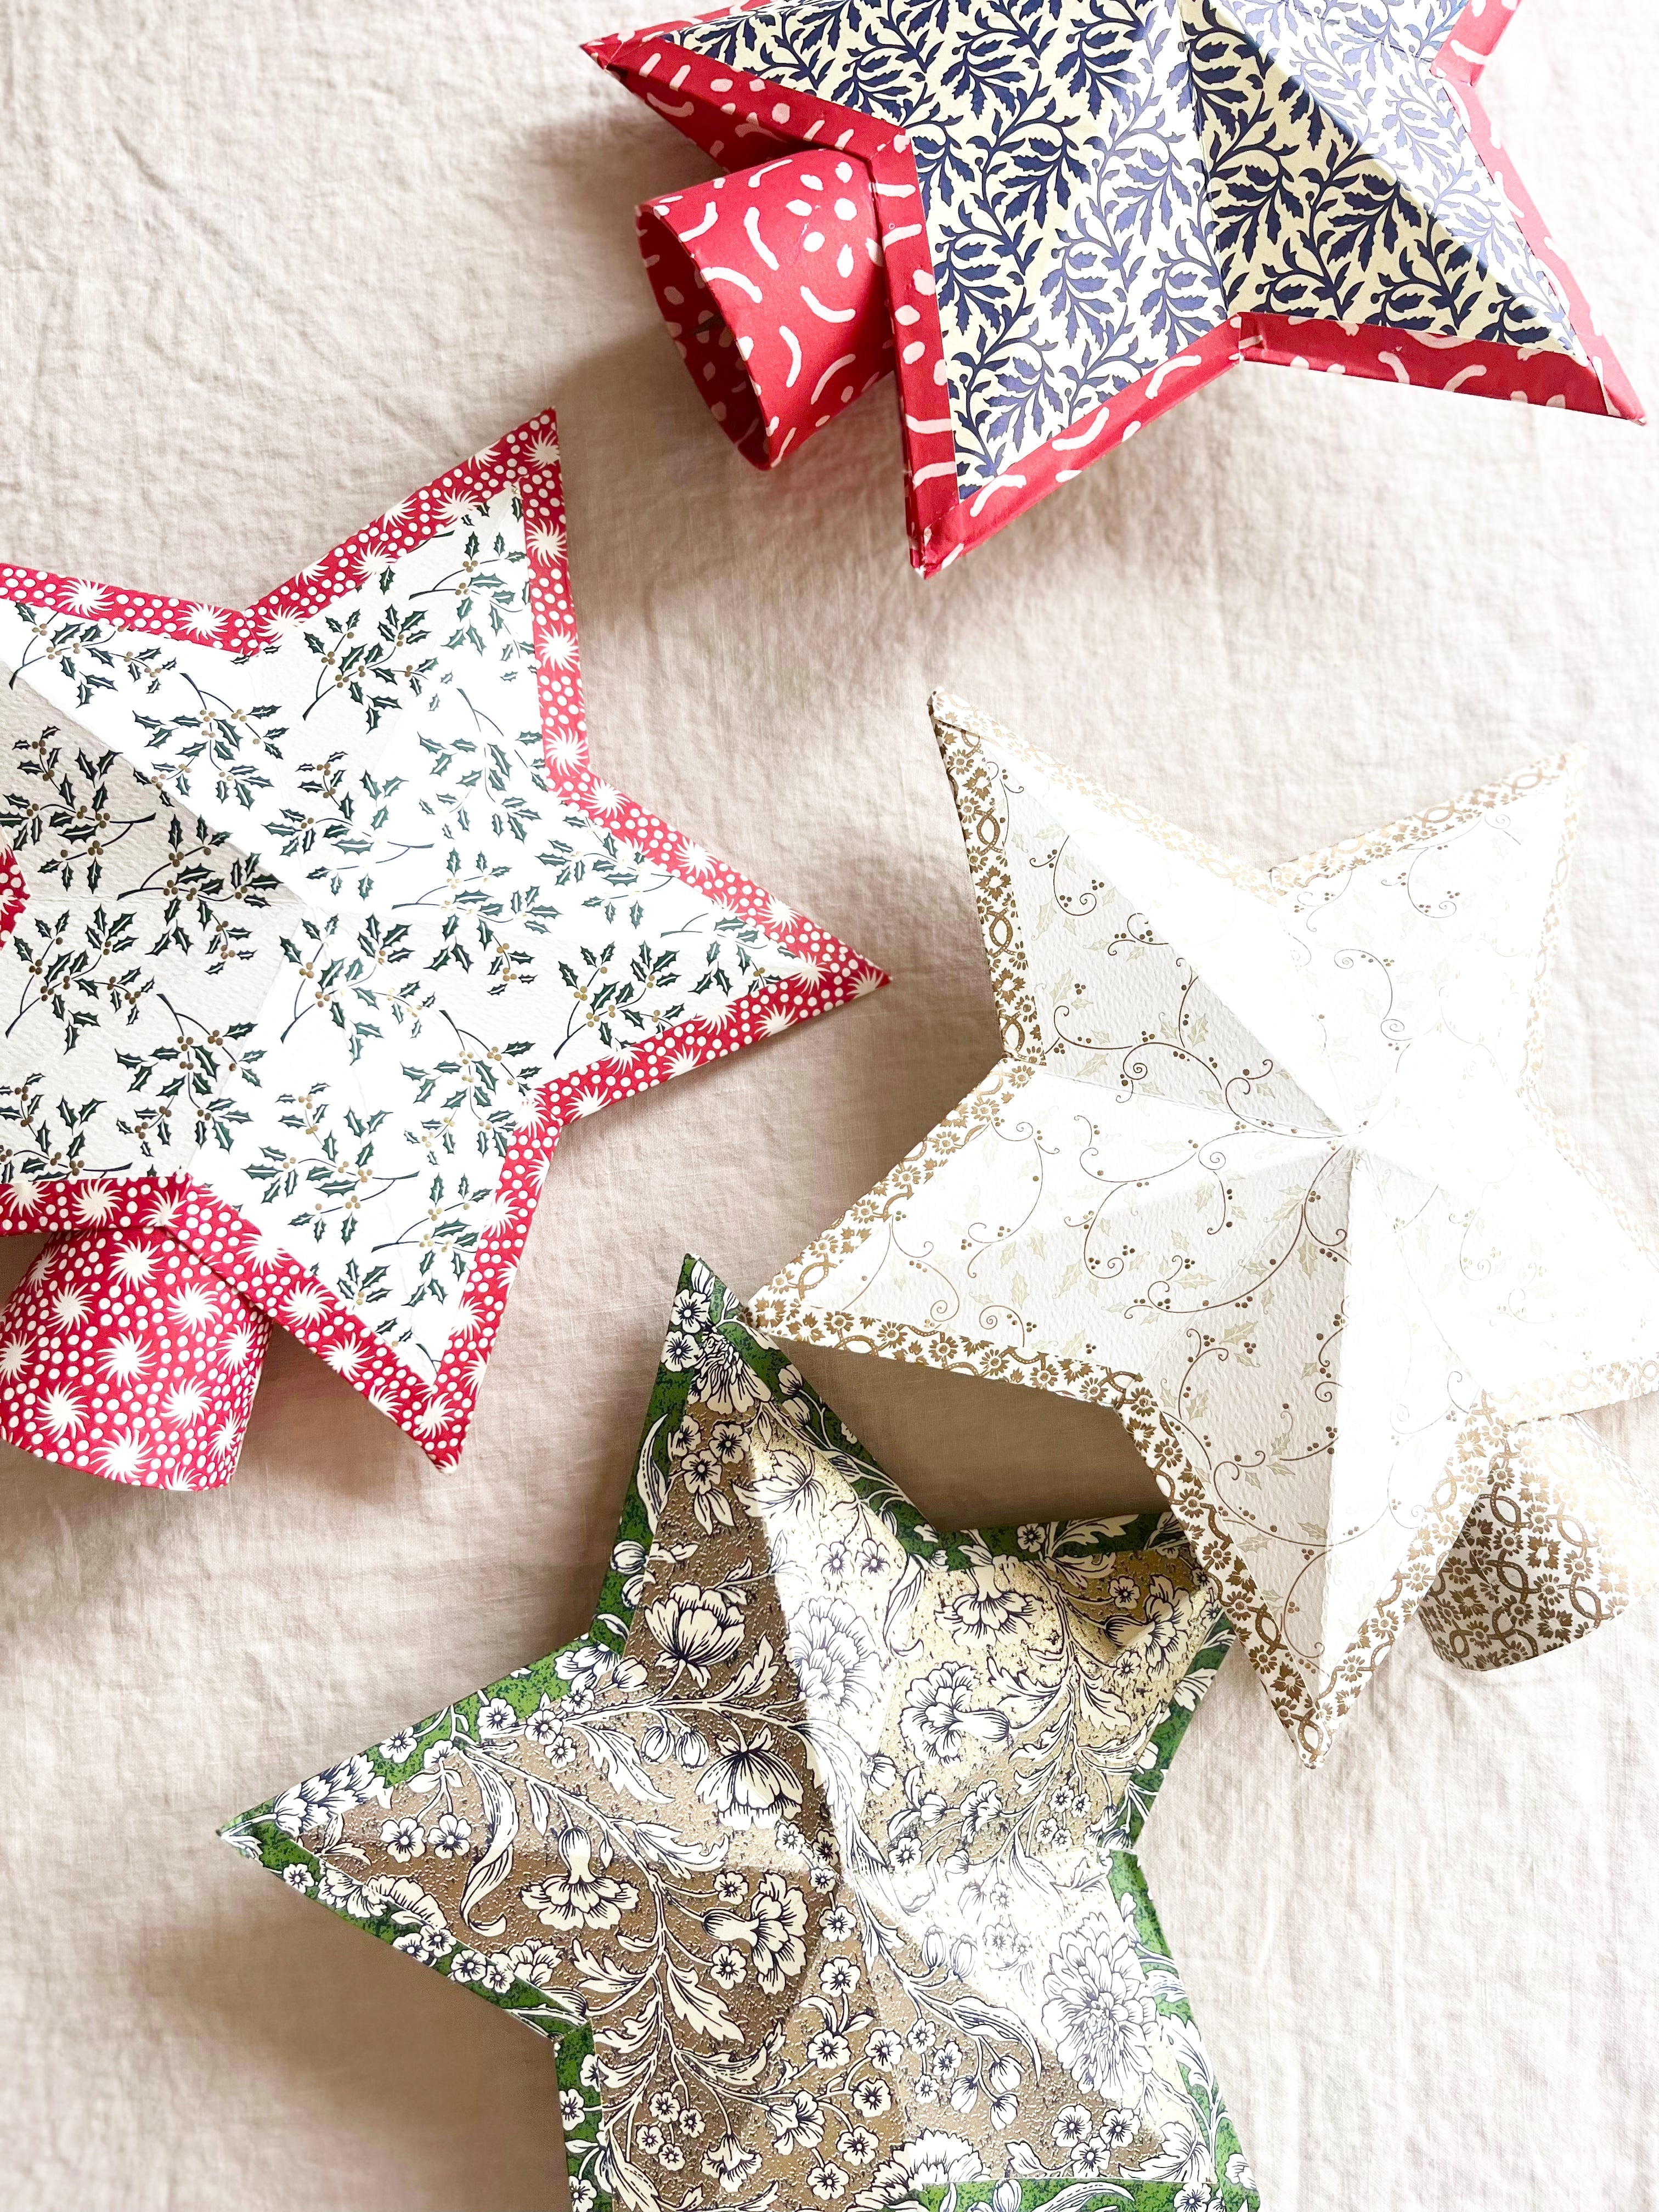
[0,1227,270,1489]
[637,150,893,467]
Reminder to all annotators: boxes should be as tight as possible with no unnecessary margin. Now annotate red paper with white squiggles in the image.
[638,151,893,466]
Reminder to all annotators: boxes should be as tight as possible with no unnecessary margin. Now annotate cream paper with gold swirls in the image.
[754,696,1659,1765]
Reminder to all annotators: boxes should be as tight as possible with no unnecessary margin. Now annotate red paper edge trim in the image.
[589,1,1640,575]
[1427,1,1642,424]
[0,849,25,951]
[0,410,887,1468]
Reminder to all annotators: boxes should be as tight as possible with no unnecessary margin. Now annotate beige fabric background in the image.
[1,3,1656,2204]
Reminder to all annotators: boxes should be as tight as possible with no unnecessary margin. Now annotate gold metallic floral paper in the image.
[1420,1413,1659,1670]
[224,1259,1259,2212]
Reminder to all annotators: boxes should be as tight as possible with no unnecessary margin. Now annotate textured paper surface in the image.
[227,1260,1258,2212]
[2,1,1658,2207]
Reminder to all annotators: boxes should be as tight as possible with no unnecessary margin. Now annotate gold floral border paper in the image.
[1420,1412,1659,1669]
[223,1258,1259,2212]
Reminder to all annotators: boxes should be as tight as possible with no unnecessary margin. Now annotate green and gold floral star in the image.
[224,1259,1259,2212]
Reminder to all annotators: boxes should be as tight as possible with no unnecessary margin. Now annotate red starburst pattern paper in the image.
[0,1224,269,1488]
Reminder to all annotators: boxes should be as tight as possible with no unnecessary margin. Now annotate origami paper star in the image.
[590,0,1640,573]
[224,1257,1260,2212]
[752,695,1659,1763]
[0,416,883,1486]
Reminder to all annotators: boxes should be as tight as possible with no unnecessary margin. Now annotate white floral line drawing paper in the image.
[753,694,1659,1764]
[223,1258,1260,2212]
[0,414,884,1484]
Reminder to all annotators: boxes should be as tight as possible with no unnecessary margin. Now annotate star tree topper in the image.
[0,416,882,1483]
[752,695,1659,1763]
[224,1259,1260,2212]
[590,0,1640,573]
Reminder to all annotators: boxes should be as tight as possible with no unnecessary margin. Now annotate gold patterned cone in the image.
[1421,1415,1659,1671]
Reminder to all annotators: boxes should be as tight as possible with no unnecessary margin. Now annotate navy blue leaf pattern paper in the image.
[671,0,1581,491]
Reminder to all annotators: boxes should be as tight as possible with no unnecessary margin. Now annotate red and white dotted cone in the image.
[637,151,893,467]
[0,1227,270,1489]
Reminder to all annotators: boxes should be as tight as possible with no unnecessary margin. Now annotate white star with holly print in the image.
[0,413,883,1486]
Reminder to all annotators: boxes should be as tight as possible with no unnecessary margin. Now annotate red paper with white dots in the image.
[638,151,892,467]
[0,413,884,1489]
